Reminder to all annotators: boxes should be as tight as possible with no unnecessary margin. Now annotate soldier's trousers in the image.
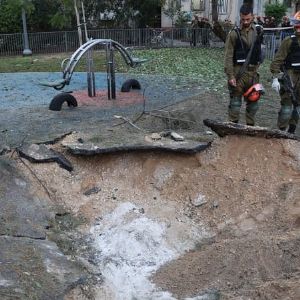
[228,69,259,125]
[277,71,300,130]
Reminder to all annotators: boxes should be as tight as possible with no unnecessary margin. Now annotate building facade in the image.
[161,0,295,28]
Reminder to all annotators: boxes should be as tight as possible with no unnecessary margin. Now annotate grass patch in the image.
[0,48,272,96]
[0,48,226,76]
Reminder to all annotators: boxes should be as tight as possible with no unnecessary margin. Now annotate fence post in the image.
[139,28,141,47]
[21,8,32,56]
[64,31,68,53]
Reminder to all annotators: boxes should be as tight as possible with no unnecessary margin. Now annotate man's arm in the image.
[270,38,291,75]
[224,30,236,83]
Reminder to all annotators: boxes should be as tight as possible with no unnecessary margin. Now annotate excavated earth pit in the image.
[1,132,300,300]
[0,73,300,299]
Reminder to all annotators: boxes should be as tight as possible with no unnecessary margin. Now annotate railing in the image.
[0,27,294,59]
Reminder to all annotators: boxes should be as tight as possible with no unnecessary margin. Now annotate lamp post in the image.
[22,7,32,56]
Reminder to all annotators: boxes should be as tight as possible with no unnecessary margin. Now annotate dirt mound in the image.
[13,134,300,300]
[152,136,300,299]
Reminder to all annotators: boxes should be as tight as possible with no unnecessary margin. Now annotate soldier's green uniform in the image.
[224,23,263,125]
[270,32,300,130]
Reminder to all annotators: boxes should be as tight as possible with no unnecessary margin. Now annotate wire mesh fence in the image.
[0,27,294,59]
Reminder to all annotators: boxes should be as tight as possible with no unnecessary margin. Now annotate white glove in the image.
[271,77,280,93]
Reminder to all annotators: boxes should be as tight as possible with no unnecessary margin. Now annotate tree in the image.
[49,0,76,30]
[265,2,287,25]
[211,0,218,22]
[0,0,34,33]
[211,0,228,42]
[125,0,163,28]
[163,0,181,27]
[30,0,63,31]
[0,0,165,32]
[82,0,164,28]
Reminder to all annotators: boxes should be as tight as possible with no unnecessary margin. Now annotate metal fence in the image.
[0,27,293,58]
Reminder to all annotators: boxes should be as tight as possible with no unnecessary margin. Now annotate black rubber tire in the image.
[121,79,141,92]
[49,93,78,111]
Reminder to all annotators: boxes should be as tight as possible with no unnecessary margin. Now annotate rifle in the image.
[279,66,300,120]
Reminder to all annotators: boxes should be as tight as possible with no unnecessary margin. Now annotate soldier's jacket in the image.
[270,31,300,76]
[224,23,260,81]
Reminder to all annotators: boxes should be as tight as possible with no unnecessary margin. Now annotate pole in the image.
[22,8,32,56]
[81,0,88,42]
[81,0,96,97]
[74,0,83,46]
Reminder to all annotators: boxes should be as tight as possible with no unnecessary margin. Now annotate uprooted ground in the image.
[1,91,300,300]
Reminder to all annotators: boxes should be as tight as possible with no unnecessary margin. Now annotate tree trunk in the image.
[211,0,227,43]
[74,0,83,46]
[211,0,218,23]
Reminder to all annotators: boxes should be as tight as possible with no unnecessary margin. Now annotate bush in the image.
[265,3,287,26]
[175,11,191,28]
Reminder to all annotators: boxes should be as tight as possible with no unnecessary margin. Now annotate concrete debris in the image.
[170,132,185,141]
[0,145,10,155]
[83,186,101,196]
[150,133,162,140]
[190,194,207,207]
[18,143,73,172]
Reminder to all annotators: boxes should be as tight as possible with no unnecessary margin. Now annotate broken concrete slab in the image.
[0,157,90,299]
[61,132,210,155]
[18,143,73,172]
[0,158,50,239]
[170,131,184,141]
[203,119,300,140]
[64,140,209,155]
[0,236,87,300]
[0,144,10,156]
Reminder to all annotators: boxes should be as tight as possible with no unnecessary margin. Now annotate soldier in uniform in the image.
[271,12,300,134]
[224,4,264,125]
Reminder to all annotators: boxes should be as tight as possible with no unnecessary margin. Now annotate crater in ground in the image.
[12,134,300,300]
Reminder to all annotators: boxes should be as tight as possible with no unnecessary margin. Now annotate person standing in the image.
[224,4,264,125]
[270,12,300,134]
[256,16,264,27]
[281,16,291,27]
[191,15,200,47]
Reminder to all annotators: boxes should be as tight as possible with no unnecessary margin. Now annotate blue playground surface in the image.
[0,72,204,147]
[0,72,203,110]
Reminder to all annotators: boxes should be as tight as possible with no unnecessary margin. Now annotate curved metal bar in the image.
[61,58,70,72]
[40,39,149,91]
[61,39,148,85]
[62,39,112,83]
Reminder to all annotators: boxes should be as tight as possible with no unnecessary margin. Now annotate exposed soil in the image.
[11,109,300,299]
[1,72,300,299]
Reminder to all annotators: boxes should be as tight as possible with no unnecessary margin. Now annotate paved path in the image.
[0,72,203,148]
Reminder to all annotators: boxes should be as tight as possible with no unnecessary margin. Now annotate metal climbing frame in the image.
[40,39,148,99]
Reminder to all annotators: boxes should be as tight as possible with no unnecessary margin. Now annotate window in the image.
[218,0,228,14]
[191,0,205,11]
[283,0,292,7]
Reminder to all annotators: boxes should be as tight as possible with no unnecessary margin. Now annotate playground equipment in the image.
[40,39,147,102]
[40,1,147,110]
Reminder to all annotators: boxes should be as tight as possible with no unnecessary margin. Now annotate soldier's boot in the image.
[228,97,242,123]
[246,101,259,126]
[278,105,292,131]
[288,124,296,134]
[288,109,299,134]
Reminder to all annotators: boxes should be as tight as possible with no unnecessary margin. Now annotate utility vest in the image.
[233,25,263,66]
[285,35,300,71]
